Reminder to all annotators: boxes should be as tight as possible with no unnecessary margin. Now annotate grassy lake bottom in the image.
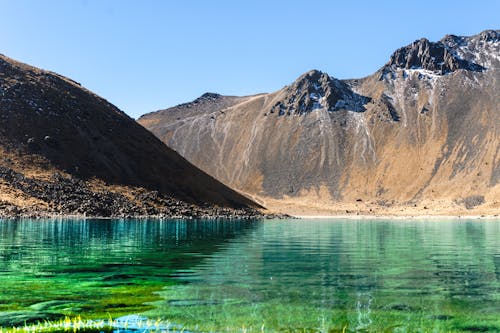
[0,218,499,332]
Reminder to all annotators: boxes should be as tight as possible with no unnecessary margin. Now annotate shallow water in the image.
[0,218,499,332]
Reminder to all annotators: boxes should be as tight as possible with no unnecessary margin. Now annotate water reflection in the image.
[0,218,258,270]
[0,218,260,324]
[152,219,500,331]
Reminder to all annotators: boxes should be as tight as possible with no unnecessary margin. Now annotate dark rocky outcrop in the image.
[477,29,500,42]
[386,38,484,74]
[269,70,370,115]
[140,92,243,122]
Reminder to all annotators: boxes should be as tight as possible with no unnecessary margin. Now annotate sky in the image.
[1,0,499,119]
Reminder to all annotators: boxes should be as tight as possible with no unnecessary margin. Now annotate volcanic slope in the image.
[0,54,260,217]
[139,30,500,216]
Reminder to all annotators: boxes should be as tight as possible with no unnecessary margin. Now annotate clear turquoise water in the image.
[1,218,500,332]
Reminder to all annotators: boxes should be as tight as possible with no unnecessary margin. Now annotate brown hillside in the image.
[139,30,500,216]
[0,54,260,217]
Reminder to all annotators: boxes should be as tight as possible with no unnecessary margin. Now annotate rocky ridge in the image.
[386,37,484,74]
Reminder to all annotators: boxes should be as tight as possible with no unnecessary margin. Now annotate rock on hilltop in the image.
[269,70,370,115]
[386,37,484,74]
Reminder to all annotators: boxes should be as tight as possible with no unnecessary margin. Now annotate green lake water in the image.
[0,218,500,332]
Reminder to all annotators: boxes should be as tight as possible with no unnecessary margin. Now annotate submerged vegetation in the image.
[1,317,115,333]
[2,315,500,333]
[0,316,174,333]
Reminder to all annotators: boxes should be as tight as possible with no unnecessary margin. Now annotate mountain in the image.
[0,54,261,217]
[138,30,500,216]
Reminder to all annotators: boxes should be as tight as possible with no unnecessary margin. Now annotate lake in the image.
[0,218,499,332]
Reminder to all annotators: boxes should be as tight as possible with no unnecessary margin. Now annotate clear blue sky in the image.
[1,0,499,118]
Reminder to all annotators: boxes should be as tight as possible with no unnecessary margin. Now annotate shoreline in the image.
[0,212,498,220]
[294,214,500,220]
[0,210,289,220]
[0,213,273,220]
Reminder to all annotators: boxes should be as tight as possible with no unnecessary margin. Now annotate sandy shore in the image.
[294,214,500,220]
[259,197,500,220]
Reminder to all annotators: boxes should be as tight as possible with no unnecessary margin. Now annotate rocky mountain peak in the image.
[440,34,466,47]
[196,92,222,102]
[269,70,369,116]
[439,30,500,70]
[295,69,330,85]
[478,29,500,42]
[387,37,484,74]
[167,92,225,110]
[441,30,500,47]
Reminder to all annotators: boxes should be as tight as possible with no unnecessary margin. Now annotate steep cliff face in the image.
[0,54,260,216]
[139,30,500,215]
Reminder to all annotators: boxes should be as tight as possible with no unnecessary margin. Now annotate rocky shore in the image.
[0,166,285,220]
